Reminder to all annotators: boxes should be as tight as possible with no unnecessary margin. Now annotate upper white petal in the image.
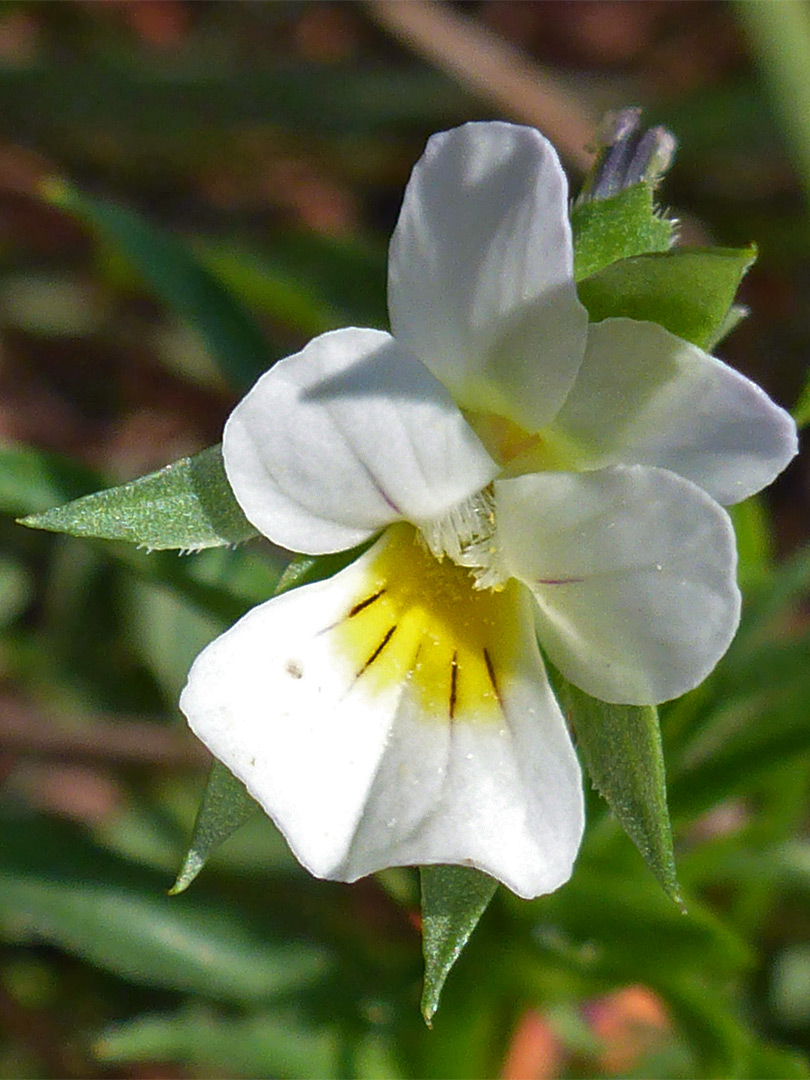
[496,466,741,704]
[180,529,583,899]
[388,122,589,430]
[551,318,798,505]
[223,328,497,554]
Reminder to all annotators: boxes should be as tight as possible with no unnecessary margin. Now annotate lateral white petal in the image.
[223,328,497,554]
[497,466,741,705]
[388,122,588,430]
[180,530,583,899]
[552,318,798,504]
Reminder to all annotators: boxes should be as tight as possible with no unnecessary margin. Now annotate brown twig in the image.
[365,0,598,170]
[0,695,209,768]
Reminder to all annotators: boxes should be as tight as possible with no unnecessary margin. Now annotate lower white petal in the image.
[180,525,583,899]
[497,466,741,704]
[551,318,798,504]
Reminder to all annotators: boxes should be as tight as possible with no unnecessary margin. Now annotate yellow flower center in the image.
[466,411,583,475]
[332,523,522,723]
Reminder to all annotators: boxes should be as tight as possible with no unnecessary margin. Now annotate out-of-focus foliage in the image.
[0,3,808,1079]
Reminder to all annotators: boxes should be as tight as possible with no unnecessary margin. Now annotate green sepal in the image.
[419,865,497,1025]
[578,246,757,350]
[571,183,675,282]
[40,178,270,391]
[170,761,258,895]
[171,541,373,891]
[274,541,376,595]
[552,672,682,907]
[19,444,257,551]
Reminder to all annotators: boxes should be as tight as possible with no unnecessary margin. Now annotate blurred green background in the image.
[0,2,809,1077]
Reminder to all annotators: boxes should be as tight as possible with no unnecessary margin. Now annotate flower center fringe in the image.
[419,487,508,590]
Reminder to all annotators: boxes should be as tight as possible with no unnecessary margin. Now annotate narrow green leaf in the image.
[419,865,497,1025]
[0,444,100,515]
[730,496,773,585]
[171,543,370,891]
[577,246,756,349]
[571,183,675,282]
[743,1042,810,1080]
[0,553,33,627]
[93,1007,342,1079]
[0,817,329,1003]
[655,972,750,1077]
[667,678,810,820]
[40,178,271,390]
[170,761,258,895]
[793,365,810,429]
[19,444,258,551]
[553,673,681,906]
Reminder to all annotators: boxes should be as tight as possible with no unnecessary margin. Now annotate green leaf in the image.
[743,1042,810,1080]
[3,60,469,142]
[0,444,100,515]
[0,553,33,628]
[535,864,750,978]
[0,816,329,1003]
[577,246,757,349]
[40,178,271,390]
[170,761,258,895]
[171,543,370,891]
[419,865,497,1025]
[124,576,228,700]
[571,183,675,282]
[657,971,750,1077]
[553,674,681,906]
[793,364,810,429]
[730,496,774,586]
[19,444,258,551]
[666,676,810,820]
[93,1007,343,1080]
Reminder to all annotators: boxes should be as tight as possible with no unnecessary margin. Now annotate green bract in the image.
[21,445,257,552]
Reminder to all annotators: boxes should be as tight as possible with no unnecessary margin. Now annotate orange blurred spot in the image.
[122,0,190,48]
[588,985,670,1074]
[501,1009,562,1080]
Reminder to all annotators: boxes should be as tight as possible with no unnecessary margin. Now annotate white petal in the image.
[388,122,588,430]
[496,466,741,704]
[551,318,798,504]
[180,525,583,899]
[223,328,497,554]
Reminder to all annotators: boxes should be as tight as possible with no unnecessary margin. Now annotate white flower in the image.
[180,123,797,899]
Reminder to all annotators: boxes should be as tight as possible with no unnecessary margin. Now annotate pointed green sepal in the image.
[552,672,682,908]
[274,542,375,595]
[577,246,757,350]
[419,865,497,1025]
[19,444,257,551]
[170,760,258,895]
[571,183,675,283]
